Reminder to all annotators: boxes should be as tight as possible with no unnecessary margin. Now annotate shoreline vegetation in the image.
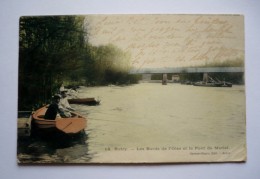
[18,16,244,111]
[19,16,141,110]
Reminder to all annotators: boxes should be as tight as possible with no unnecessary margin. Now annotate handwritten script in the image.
[86,15,244,69]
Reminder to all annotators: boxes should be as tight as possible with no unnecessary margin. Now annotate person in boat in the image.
[59,90,75,117]
[60,83,78,98]
[59,83,65,92]
[44,94,63,120]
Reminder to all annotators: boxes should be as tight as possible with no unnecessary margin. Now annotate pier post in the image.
[203,73,208,82]
[162,74,167,85]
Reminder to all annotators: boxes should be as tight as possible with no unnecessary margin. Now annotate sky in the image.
[85,14,244,71]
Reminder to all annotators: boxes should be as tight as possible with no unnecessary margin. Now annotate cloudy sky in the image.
[85,14,244,71]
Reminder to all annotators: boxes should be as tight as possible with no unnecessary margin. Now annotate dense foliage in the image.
[19,16,138,110]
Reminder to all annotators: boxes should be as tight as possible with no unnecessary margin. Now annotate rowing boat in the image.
[68,98,100,105]
[32,106,86,135]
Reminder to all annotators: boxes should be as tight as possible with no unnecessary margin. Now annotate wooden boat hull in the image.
[32,106,86,135]
[68,98,100,105]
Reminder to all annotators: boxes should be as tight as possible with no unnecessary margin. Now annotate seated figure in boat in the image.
[44,94,66,120]
[44,94,72,120]
[59,90,75,117]
[60,83,78,98]
[59,83,65,92]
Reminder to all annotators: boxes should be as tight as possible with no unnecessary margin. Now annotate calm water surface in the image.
[18,83,246,163]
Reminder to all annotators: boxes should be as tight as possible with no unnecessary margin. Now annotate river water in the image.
[17,83,246,163]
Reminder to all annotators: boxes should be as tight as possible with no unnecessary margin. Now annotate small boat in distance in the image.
[32,106,86,135]
[193,75,232,87]
[68,98,100,105]
[193,81,232,87]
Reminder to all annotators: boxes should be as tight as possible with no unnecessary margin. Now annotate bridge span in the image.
[129,67,244,74]
[129,67,244,84]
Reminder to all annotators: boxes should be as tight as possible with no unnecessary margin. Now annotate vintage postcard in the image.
[17,14,246,164]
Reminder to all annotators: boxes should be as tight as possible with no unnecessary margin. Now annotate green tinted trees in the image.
[89,44,132,85]
[19,16,86,110]
[19,16,138,110]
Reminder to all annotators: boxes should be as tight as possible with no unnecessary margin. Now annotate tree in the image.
[87,44,132,85]
[18,16,139,110]
[19,16,86,110]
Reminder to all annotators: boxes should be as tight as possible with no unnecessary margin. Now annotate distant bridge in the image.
[129,67,244,83]
[129,67,244,74]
